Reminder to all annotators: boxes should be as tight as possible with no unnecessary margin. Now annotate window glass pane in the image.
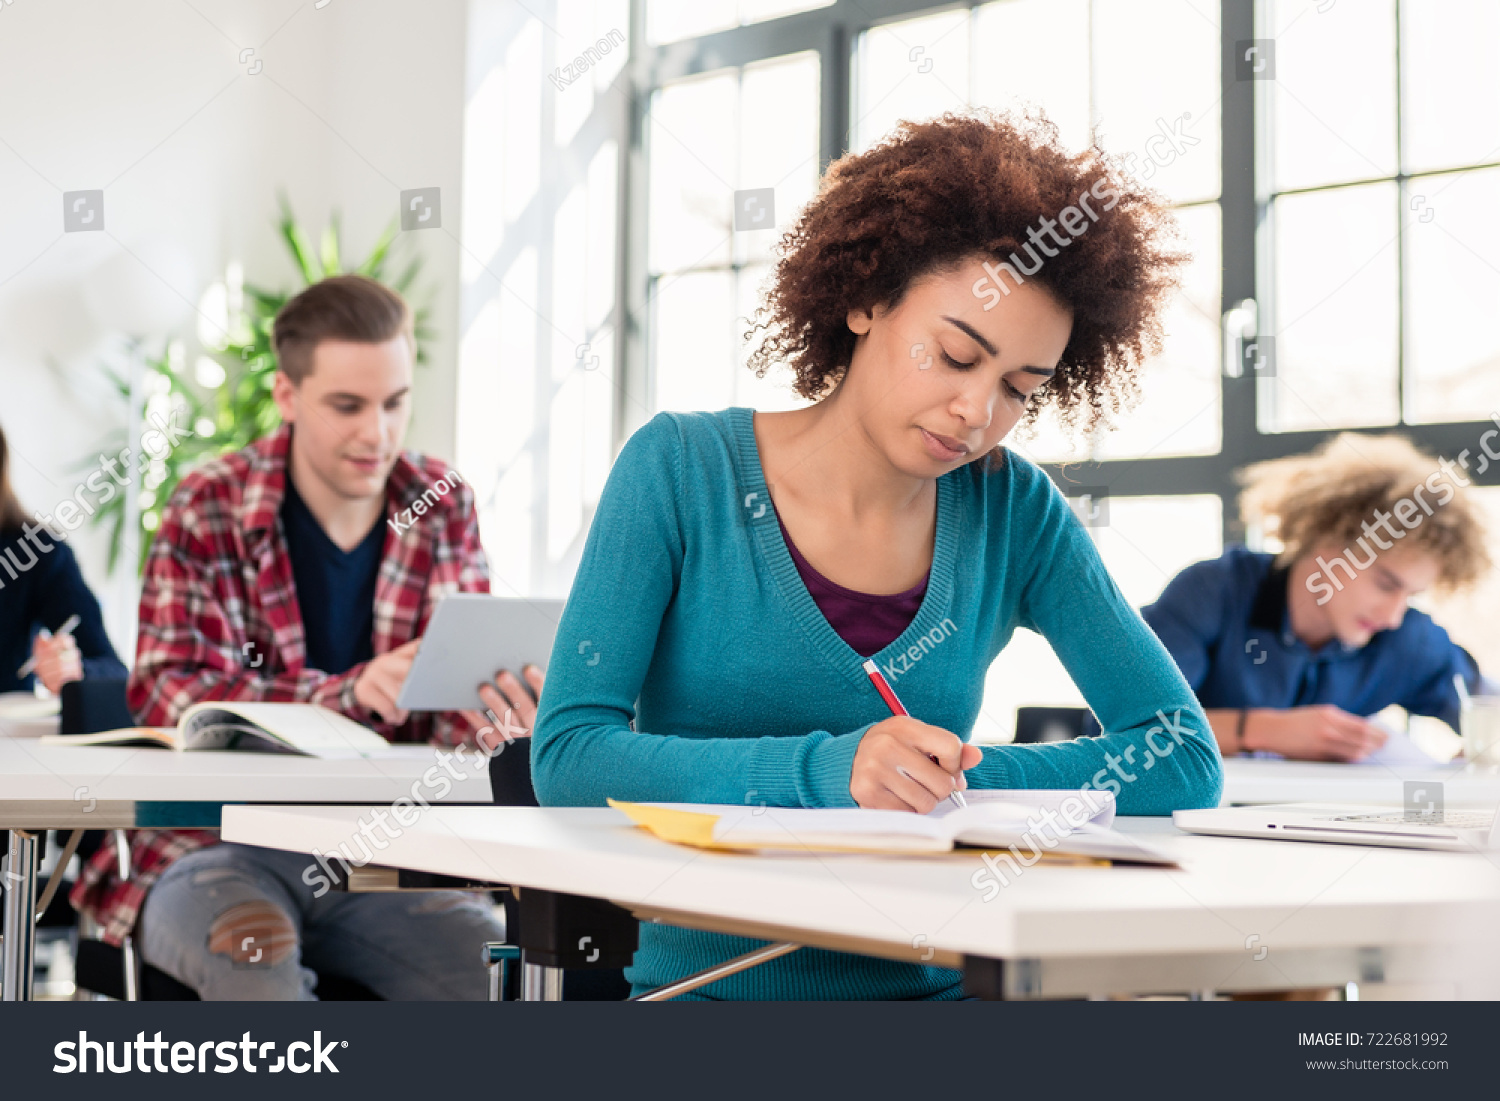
[975,494,1223,741]
[554,0,629,147]
[648,70,738,273]
[1093,494,1224,609]
[1268,0,1397,191]
[652,269,735,413]
[1405,166,1500,424]
[737,52,821,266]
[1267,182,1400,431]
[1007,406,1089,466]
[1402,0,1500,174]
[853,8,970,152]
[1095,203,1222,460]
[971,0,1091,153]
[648,53,818,414]
[735,262,808,411]
[1091,0,1221,204]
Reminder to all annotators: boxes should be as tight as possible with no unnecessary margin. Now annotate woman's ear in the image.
[846,306,875,335]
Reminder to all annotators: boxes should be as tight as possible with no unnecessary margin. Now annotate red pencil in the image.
[861,659,966,808]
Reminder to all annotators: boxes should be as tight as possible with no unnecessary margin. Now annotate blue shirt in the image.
[280,479,384,676]
[0,524,126,694]
[1141,545,1478,732]
[533,407,1221,1000]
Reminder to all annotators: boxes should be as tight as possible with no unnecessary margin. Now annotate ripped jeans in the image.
[137,843,504,1000]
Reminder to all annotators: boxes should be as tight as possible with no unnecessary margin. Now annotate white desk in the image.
[0,740,491,1001]
[224,804,1500,1000]
[1222,757,1500,807]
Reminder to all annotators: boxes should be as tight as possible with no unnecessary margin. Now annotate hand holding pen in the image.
[18,613,83,693]
[850,658,981,813]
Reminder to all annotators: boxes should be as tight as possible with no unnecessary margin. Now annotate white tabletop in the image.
[1222,756,1500,806]
[223,803,1500,993]
[0,739,491,828]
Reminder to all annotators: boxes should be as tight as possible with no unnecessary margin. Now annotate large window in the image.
[1259,0,1500,431]
[458,0,1500,732]
[646,50,821,415]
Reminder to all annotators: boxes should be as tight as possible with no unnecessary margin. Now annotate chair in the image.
[488,737,634,1001]
[1013,706,1099,744]
[59,678,380,1001]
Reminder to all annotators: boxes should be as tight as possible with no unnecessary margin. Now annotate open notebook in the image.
[611,789,1177,865]
[39,701,390,759]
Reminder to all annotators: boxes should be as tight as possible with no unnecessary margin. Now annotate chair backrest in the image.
[1013,706,1097,744]
[488,737,540,807]
[59,677,134,736]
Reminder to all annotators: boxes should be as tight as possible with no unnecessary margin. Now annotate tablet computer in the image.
[396,594,565,712]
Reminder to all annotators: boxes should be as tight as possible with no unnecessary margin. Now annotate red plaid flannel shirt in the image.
[69,424,491,945]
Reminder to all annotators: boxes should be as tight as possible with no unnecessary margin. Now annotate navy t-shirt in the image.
[280,479,385,676]
[1142,545,1480,732]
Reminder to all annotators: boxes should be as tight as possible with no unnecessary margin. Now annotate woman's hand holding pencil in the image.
[850,715,982,813]
[854,659,980,812]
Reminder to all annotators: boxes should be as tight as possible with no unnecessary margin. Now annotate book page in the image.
[927,788,1116,827]
[181,702,389,757]
[643,803,952,852]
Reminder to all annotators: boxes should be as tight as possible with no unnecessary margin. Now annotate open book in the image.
[39,701,390,759]
[610,789,1177,866]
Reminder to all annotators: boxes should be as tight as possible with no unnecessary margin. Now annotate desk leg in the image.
[520,957,563,1001]
[1,829,38,1002]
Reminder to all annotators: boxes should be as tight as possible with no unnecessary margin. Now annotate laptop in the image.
[1174,800,1500,852]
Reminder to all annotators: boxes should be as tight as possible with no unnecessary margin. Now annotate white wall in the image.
[0,0,469,658]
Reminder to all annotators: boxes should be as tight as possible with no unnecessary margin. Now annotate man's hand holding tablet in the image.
[388,594,563,747]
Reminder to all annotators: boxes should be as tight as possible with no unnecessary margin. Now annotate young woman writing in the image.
[0,421,127,695]
[533,113,1222,1000]
[1143,433,1490,762]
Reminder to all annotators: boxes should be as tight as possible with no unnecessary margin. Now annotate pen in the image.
[861,658,967,809]
[17,613,82,678]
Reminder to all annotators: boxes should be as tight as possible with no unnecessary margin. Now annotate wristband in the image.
[1236,708,1250,755]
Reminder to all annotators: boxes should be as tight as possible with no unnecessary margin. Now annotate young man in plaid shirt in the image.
[70,274,543,999]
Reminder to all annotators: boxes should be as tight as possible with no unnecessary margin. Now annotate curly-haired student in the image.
[533,112,1223,1000]
[1144,433,1491,763]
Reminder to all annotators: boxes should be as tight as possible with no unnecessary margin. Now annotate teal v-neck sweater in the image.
[533,407,1222,1000]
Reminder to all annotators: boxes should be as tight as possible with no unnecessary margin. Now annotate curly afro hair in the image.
[746,111,1188,430]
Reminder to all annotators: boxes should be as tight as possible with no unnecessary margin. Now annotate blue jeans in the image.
[138,843,503,1000]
